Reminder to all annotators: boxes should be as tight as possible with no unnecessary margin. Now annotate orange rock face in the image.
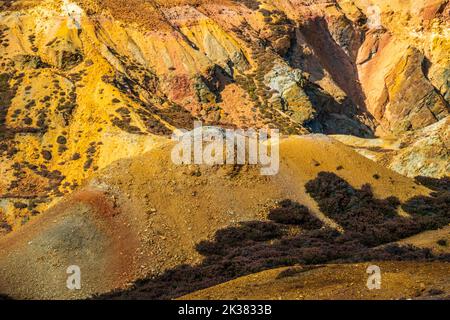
[0,0,448,231]
[0,0,448,300]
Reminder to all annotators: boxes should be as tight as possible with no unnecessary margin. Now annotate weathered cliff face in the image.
[0,0,448,231]
[337,0,449,177]
[350,0,449,135]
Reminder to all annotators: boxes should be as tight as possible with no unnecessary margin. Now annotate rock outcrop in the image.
[0,0,448,233]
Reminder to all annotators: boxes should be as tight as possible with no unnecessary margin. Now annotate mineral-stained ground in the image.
[0,0,448,299]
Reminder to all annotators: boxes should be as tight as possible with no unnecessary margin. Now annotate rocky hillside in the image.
[0,0,448,300]
[0,0,448,231]
[0,136,448,299]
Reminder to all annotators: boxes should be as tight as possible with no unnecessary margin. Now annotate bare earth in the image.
[181,262,450,300]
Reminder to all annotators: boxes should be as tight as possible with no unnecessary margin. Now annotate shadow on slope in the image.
[98,173,450,299]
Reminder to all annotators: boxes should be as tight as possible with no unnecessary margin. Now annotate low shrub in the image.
[268,199,322,229]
